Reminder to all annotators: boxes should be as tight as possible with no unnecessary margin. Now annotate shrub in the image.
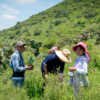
[34,30,41,36]
[53,19,63,26]
[43,42,54,49]
[84,11,97,19]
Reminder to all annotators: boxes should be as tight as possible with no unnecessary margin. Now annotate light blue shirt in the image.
[74,56,88,74]
[10,50,26,72]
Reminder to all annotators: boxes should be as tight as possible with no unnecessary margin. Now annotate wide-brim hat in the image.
[55,49,71,63]
[73,42,90,62]
[73,42,88,53]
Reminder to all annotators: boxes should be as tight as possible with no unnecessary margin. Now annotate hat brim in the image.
[73,45,86,52]
[73,44,89,56]
[55,50,69,63]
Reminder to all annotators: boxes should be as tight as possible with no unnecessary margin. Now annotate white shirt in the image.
[74,56,88,74]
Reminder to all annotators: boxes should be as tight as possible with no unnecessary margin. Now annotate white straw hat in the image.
[55,49,71,63]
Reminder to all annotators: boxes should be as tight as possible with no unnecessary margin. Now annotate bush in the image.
[43,42,54,49]
[84,11,97,19]
[34,30,41,36]
[53,19,63,26]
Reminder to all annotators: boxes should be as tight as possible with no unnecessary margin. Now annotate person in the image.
[68,42,90,98]
[10,41,33,87]
[41,49,72,81]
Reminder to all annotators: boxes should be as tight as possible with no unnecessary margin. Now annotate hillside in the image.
[0,0,100,66]
[0,0,100,47]
[0,0,100,100]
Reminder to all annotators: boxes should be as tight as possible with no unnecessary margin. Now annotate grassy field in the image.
[0,43,100,100]
[0,62,100,100]
[0,0,100,100]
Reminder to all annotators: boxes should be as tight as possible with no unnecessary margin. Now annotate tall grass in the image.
[0,65,100,100]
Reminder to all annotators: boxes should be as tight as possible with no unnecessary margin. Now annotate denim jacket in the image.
[10,50,26,72]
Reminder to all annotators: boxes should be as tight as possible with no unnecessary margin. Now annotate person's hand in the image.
[69,67,76,72]
[26,65,33,70]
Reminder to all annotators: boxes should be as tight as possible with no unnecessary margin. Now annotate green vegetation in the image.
[0,0,100,100]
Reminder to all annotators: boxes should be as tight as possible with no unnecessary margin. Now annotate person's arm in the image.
[42,56,50,75]
[69,58,88,74]
[43,63,48,74]
[66,56,72,63]
[59,62,65,73]
[11,55,26,72]
[42,62,48,79]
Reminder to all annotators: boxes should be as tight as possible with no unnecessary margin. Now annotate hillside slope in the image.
[0,0,100,47]
[0,0,100,66]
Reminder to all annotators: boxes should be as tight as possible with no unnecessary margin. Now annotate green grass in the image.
[0,65,100,100]
[0,0,100,99]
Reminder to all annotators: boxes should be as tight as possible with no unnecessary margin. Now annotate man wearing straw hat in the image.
[10,41,33,87]
[41,49,71,80]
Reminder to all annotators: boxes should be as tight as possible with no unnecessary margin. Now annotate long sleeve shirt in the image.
[74,55,88,74]
[10,50,26,73]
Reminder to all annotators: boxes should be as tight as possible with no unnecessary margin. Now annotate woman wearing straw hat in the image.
[41,49,71,80]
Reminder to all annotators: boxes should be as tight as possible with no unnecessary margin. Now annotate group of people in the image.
[10,41,90,96]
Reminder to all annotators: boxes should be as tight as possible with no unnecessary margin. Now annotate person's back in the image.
[41,53,65,74]
[41,48,72,80]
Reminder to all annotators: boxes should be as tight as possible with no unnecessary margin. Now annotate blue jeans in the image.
[12,77,24,87]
